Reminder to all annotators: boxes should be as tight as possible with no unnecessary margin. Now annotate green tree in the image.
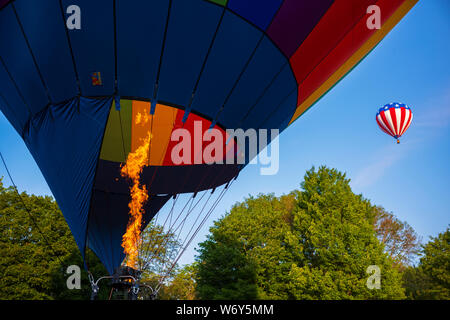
[419,228,449,299]
[403,228,449,299]
[195,167,406,299]
[159,263,198,300]
[135,223,181,300]
[0,177,210,300]
[0,178,107,299]
[49,248,109,300]
[286,167,404,299]
[195,193,296,299]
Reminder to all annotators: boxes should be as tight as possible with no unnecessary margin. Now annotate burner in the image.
[111,266,141,290]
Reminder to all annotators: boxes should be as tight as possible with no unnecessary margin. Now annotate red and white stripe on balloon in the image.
[376,103,413,140]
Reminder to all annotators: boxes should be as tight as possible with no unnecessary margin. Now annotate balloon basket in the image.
[88,266,141,300]
[111,266,140,289]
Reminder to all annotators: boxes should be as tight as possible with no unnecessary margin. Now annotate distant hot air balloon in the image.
[0,0,418,294]
[376,103,413,143]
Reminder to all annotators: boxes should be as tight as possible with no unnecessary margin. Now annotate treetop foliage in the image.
[0,166,446,300]
[195,166,408,299]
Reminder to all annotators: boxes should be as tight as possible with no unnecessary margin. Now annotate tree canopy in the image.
[373,206,421,269]
[403,228,449,299]
[195,166,406,299]
[0,177,181,300]
[1,165,447,300]
[0,177,108,299]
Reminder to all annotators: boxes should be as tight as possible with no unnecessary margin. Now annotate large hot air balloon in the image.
[376,102,413,143]
[0,0,417,287]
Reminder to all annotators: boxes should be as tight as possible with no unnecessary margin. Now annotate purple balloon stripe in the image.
[267,0,334,57]
[0,0,11,10]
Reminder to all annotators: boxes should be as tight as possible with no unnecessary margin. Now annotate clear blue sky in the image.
[1,0,449,266]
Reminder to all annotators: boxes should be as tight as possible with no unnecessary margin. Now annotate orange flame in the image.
[120,111,152,269]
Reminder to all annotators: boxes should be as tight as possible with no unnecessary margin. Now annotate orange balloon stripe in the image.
[148,104,178,166]
[131,101,178,166]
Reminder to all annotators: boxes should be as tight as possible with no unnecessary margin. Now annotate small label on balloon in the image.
[91,72,103,86]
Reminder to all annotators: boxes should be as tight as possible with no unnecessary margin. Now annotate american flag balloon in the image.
[376,103,413,144]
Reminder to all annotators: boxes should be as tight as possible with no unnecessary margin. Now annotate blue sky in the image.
[1,0,449,266]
